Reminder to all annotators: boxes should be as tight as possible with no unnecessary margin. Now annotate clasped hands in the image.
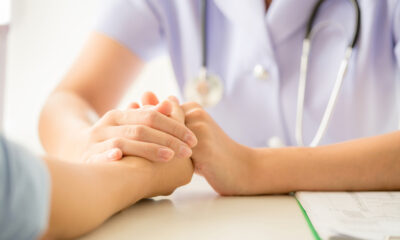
[81,92,254,197]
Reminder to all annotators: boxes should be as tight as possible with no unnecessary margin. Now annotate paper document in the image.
[296,191,400,240]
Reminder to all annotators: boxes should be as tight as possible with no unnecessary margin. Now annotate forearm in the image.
[39,91,97,160]
[39,33,144,161]
[43,156,154,239]
[250,131,400,194]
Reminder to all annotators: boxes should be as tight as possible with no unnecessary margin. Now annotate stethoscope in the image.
[184,0,361,147]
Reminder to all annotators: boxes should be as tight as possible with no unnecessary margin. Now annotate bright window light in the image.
[0,0,10,25]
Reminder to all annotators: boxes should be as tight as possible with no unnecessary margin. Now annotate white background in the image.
[0,0,10,24]
[4,0,178,153]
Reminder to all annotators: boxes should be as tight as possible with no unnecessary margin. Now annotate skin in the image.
[39,0,399,203]
[41,98,193,239]
[39,33,197,164]
[179,103,400,195]
[137,97,400,196]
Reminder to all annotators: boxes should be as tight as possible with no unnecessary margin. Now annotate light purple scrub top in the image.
[96,0,400,147]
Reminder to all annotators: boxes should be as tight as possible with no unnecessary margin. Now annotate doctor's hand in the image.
[79,96,197,163]
[182,102,255,196]
[137,93,253,196]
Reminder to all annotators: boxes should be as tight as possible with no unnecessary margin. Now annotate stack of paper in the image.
[296,191,400,240]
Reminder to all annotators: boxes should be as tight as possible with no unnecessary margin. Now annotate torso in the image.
[149,0,400,147]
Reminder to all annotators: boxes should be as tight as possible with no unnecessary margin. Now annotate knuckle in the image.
[164,136,175,148]
[104,109,122,121]
[110,137,124,149]
[187,108,207,121]
[191,121,208,133]
[170,122,183,137]
[127,125,145,140]
[124,126,137,139]
[143,110,158,126]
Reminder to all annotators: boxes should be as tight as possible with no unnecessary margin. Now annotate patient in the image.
[0,98,193,240]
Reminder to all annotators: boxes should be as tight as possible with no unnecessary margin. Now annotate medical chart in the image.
[296,191,400,240]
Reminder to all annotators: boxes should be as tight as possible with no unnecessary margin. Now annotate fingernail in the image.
[158,148,174,161]
[107,148,120,160]
[184,133,197,147]
[178,145,192,158]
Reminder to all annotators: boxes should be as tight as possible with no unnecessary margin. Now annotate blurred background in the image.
[2,0,179,153]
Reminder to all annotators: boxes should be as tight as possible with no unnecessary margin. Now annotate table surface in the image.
[78,175,314,240]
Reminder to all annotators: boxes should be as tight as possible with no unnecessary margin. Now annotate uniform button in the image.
[267,136,285,148]
[253,64,270,81]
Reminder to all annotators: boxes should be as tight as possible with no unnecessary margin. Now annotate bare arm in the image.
[39,32,143,160]
[249,131,400,194]
[39,33,196,163]
[41,154,193,239]
[41,157,151,239]
[40,94,194,239]
[180,102,400,195]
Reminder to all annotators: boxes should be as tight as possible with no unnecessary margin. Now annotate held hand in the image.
[182,102,255,196]
[80,96,197,163]
[121,93,194,197]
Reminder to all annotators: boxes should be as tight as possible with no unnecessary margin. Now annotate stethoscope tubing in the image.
[296,0,361,147]
[194,0,361,147]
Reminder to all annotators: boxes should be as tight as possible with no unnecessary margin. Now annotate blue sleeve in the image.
[95,0,166,61]
[0,136,50,240]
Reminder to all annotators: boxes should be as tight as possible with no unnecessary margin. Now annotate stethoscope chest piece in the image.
[184,67,223,107]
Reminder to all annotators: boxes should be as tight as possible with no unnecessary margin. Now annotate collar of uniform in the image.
[266,0,319,45]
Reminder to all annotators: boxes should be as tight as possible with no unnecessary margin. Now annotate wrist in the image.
[241,146,266,194]
[111,157,158,204]
[245,147,286,194]
[228,143,261,195]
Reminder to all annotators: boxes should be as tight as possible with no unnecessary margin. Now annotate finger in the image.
[167,96,185,124]
[113,110,198,147]
[141,91,159,106]
[154,100,173,117]
[128,102,140,109]
[105,137,175,162]
[86,148,123,163]
[181,102,203,114]
[108,125,193,159]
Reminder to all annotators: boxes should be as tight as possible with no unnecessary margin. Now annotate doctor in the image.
[40,0,400,194]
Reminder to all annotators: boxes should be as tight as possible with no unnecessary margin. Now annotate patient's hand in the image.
[117,95,195,197]
[118,154,194,198]
[79,92,197,163]
[143,93,254,196]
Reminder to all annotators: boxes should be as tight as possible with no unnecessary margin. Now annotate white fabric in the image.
[96,0,400,147]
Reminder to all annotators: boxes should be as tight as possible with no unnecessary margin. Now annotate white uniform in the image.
[96,0,400,147]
